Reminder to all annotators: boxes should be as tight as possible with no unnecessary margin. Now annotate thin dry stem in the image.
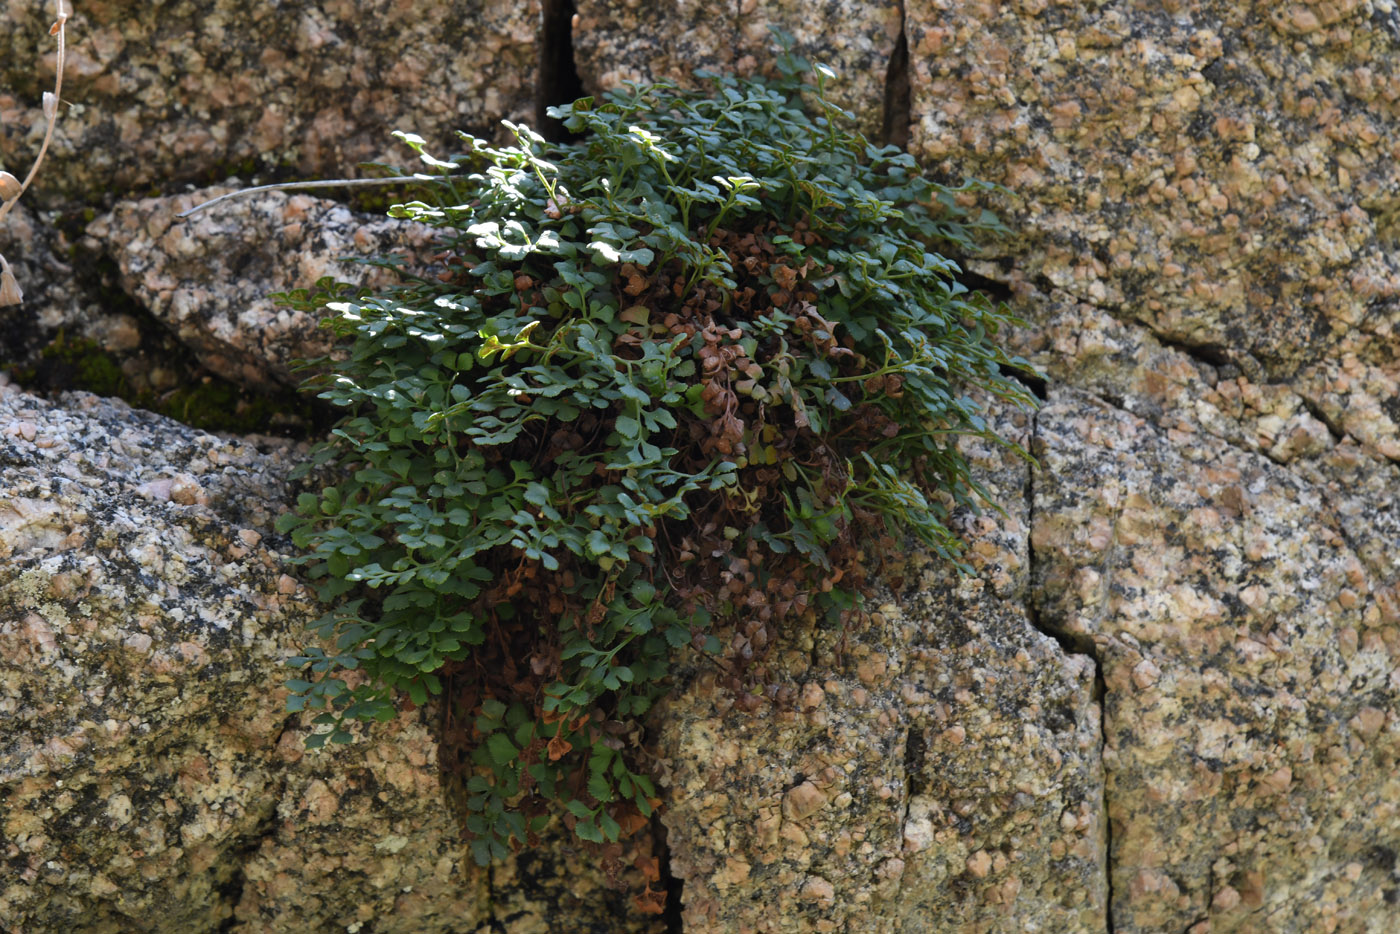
[0,1,67,222]
[176,175,450,219]
[0,0,69,306]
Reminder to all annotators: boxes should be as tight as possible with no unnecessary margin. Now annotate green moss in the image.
[162,378,315,434]
[22,331,320,435]
[37,331,129,397]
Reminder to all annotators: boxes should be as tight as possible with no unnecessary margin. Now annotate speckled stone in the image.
[655,405,1108,933]
[1006,274,1400,934]
[0,383,646,934]
[906,0,1400,466]
[0,383,326,932]
[87,186,441,390]
[0,0,538,202]
[482,828,665,934]
[902,3,1400,927]
[1032,386,1400,933]
[573,0,902,138]
[226,698,493,934]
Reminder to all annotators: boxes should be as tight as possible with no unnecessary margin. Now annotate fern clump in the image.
[275,50,1034,871]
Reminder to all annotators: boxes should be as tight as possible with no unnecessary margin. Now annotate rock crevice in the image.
[5,3,1400,932]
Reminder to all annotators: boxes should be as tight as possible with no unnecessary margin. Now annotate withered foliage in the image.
[277,47,1034,882]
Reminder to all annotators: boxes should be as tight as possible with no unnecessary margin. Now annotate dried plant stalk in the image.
[175,176,443,219]
[0,1,70,307]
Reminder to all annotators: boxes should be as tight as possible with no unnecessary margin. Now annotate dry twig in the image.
[0,0,70,306]
[175,176,445,219]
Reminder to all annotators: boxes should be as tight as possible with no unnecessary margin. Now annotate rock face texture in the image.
[656,406,1108,934]
[902,2,1400,931]
[573,0,902,137]
[0,201,92,370]
[89,187,440,390]
[0,0,538,200]
[0,382,647,934]
[907,0,1400,466]
[3,1,1400,932]
[1033,386,1400,933]
[0,382,467,933]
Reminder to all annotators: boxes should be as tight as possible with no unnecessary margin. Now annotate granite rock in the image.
[0,202,218,405]
[573,0,902,139]
[0,200,95,370]
[0,0,539,203]
[901,3,1400,927]
[1032,387,1400,933]
[1007,276,1400,934]
[0,380,325,932]
[87,186,441,391]
[0,381,647,934]
[226,700,490,934]
[906,0,1400,462]
[655,405,1109,933]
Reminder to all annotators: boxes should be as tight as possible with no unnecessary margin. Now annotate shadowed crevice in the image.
[214,775,286,934]
[1152,335,1234,369]
[1100,661,1115,934]
[652,816,685,934]
[538,0,585,142]
[903,725,928,796]
[881,3,911,149]
[1021,409,1116,934]
[1295,393,1347,445]
[1003,364,1048,402]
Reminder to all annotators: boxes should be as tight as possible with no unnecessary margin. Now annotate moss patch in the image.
[15,330,324,436]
